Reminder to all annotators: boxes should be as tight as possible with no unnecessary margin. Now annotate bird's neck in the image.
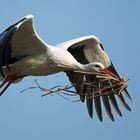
[74,63,97,74]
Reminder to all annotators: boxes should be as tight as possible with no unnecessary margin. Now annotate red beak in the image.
[100,68,118,79]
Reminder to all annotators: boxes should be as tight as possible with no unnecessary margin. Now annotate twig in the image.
[20,73,129,103]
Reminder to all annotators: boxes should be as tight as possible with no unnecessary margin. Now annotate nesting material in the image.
[87,73,129,98]
[20,72,129,103]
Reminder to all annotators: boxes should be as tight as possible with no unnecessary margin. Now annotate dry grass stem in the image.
[20,72,129,103]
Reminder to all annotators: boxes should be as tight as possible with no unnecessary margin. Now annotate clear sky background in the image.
[0,0,139,140]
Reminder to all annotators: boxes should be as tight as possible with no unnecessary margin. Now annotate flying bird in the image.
[0,15,131,121]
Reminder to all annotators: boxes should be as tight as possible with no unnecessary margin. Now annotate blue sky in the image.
[0,0,139,140]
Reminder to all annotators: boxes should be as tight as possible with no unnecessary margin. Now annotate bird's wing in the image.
[56,36,131,121]
[0,15,48,77]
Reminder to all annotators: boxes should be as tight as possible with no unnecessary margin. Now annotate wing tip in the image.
[87,104,93,119]
[89,113,93,119]
[25,14,34,19]
[98,116,103,122]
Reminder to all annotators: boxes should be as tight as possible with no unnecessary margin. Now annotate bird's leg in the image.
[0,74,24,96]
[0,81,13,96]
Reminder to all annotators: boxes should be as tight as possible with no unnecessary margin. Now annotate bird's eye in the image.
[94,65,101,69]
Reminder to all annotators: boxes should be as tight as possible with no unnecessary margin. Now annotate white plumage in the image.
[0,15,131,121]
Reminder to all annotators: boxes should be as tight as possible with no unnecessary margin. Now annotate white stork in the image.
[0,15,131,121]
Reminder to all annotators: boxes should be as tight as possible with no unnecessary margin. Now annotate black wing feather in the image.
[93,77,102,121]
[64,39,131,121]
[109,94,122,116]
[0,27,16,77]
[0,17,27,77]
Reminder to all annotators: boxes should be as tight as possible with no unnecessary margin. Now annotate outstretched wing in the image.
[56,36,131,121]
[0,15,48,77]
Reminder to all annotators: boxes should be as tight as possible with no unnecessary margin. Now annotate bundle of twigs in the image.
[20,72,129,103]
[92,72,128,96]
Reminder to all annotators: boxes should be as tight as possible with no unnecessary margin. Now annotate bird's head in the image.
[87,62,118,79]
[89,62,105,72]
